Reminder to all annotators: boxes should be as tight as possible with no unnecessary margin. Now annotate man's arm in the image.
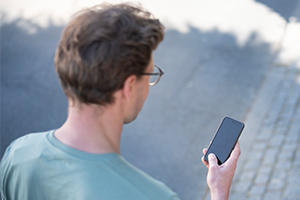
[201,142,241,200]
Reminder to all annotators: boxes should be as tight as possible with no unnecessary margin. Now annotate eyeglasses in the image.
[140,65,164,86]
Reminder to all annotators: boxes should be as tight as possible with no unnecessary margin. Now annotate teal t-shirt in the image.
[0,130,180,200]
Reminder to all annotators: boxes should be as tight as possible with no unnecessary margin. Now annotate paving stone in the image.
[269,134,285,146]
[239,170,256,182]
[283,181,300,200]
[268,177,285,190]
[254,171,270,185]
[247,150,264,161]
[257,127,273,141]
[266,76,295,122]
[247,194,262,200]
[252,142,267,151]
[263,190,282,200]
[287,119,300,138]
[293,157,300,167]
[262,158,275,166]
[296,145,300,154]
[275,91,299,135]
[276,159,292,170]
[235,180,252,193]
[249,184,266,196]
[272,168,288,180]
[286,168,300,185]
[278,148,294,161]
[281,142,297,151]
[276,115,293,135]
[259,165,272,175]
[265,147,279,156]
[229,192,246,200]
[285,133,299,144]
[244,159,261,170]
[234,162,244,177]
[262,148,279,166]
[234,158,246,171]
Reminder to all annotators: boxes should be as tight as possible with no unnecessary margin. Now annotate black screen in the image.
[204,117,244,165]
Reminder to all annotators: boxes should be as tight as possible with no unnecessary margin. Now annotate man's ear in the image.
[122,75,137,99]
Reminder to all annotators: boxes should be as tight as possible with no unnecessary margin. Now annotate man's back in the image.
[0,131,179,200]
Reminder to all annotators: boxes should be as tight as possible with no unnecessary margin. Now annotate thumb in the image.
[208,153,218,169]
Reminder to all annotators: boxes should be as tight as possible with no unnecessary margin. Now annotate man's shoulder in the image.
[1,131,50,165]
[0,131,180,200]
[11,130,48,145]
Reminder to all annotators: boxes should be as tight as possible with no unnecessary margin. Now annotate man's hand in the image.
[201,142,241,200]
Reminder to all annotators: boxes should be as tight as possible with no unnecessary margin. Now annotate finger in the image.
[202,148,208,155]
[231,142,241,159]
[201,156,209,168]
[208,153,218,170]
[224,142,241,167]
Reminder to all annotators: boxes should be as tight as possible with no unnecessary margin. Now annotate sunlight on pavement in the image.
[1,0,300,68]
[278,19,300,68]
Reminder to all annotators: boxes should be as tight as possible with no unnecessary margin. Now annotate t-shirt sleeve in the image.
[0,145,11,200]
[0,142,16,200]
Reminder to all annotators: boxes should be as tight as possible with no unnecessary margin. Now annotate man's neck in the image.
[55,103,123,154]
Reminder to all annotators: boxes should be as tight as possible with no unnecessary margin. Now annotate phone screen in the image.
[204,117,244,165]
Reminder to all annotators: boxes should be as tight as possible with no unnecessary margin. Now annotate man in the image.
[0,3,240,200]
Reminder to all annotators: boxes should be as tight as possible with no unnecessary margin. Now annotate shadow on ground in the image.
[1,18,277,200]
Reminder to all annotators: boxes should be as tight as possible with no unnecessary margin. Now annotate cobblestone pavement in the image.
[203,65,300,200]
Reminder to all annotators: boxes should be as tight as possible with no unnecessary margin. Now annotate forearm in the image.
[210,190,229,200]
[202,144,241,200]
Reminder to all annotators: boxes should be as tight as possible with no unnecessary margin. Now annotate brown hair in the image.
[54,3,164,105]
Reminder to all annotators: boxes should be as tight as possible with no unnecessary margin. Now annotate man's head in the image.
[54,3,164,114]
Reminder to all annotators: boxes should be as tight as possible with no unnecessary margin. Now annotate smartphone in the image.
[204,117,244,165]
